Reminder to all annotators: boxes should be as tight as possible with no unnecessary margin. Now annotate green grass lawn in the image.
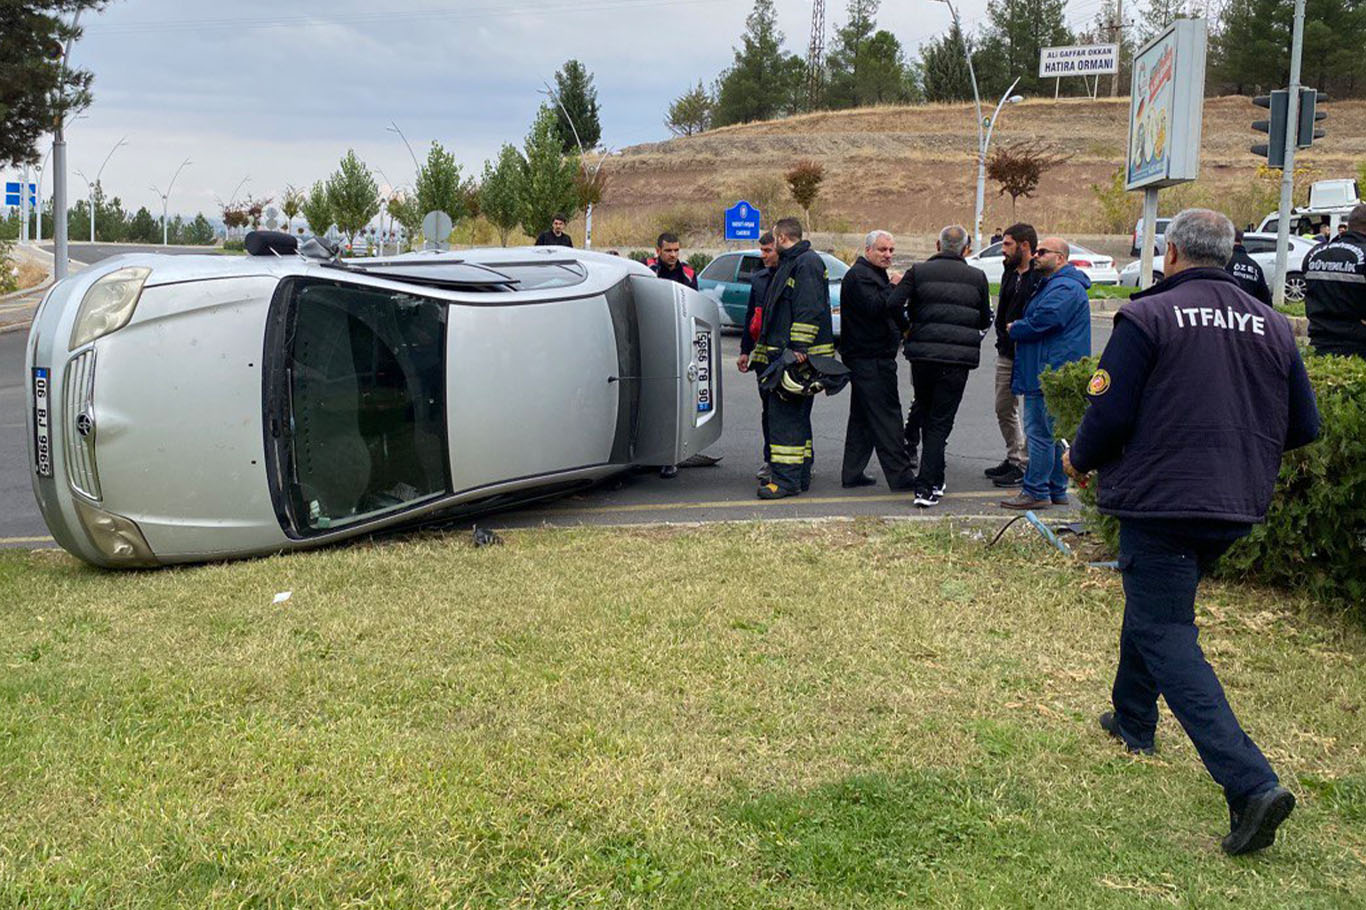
[3,522,1364,907]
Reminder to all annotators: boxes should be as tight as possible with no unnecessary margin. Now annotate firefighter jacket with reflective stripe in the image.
[753,239,834,365]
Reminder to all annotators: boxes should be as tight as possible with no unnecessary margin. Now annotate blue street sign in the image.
[724,200,762,242]
[5,182,37,208]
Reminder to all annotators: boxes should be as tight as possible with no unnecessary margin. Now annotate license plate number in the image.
[693,330,713,413]
[33,367,52,477]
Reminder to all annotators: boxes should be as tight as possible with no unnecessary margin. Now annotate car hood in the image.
[89,275,290,558]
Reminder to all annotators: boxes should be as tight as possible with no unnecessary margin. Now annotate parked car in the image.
[1256,178,1362,236]
[697,249,847,337]
[1130,216,1172,256]
[967,240,1120,286]
[1117,232,1318,301]
[25,234,723,567]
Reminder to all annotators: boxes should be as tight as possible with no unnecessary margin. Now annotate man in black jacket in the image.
[1225,228,1273,306]
[649,232,699,289]
[1066,208,1320,855]
[1303,203,1366,358]
[534,213,573,247]
[890,224,993,507]
[738,232,779,482]
[837,230,916,490]
[986,223,1043,488]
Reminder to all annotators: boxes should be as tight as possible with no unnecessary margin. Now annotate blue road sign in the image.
[5,182,37,208]
[724,200,761,242]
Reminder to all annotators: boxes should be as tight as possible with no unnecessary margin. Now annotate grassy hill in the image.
[590,96,1366,246]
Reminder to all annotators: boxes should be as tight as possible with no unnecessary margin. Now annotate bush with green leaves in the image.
[687,252,714,274]
[627,250,651,264]
[1,237,18,295]
[1042,352,1366,612]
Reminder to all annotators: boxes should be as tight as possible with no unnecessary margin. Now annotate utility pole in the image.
[1272,0,1306,309]
[806,0,826,109]
[1110,0,1123,97]
[52,10,81,281]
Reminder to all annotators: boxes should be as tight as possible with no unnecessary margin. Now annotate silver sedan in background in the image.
[26,238,723,567]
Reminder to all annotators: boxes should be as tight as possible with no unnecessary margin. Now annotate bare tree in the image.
[985,141,1072,217]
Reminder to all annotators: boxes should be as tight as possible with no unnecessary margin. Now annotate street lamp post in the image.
[387,122,422,177]
[78,135,127,243]
[932,0,989,249]
[51,10,82,281]
[977,79,1025,248]
[540,82,605,249]
[151,157,191,246]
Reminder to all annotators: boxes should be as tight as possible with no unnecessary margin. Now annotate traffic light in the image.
[1251,91,1289,167]
[1297,88,1327,148]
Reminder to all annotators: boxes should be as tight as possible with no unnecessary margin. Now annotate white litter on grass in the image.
[273,591,292,605]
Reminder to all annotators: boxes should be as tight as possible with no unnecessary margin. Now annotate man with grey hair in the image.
[1065,207,1320,855]
[837,230,915,490]
[889,224,993,507]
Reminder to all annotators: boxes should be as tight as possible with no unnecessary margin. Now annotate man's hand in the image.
[1062,450,1087,482]
[737,353,750,372]
[889,269,904,285]
[1006,321,1016,331]
[794,351,809,364]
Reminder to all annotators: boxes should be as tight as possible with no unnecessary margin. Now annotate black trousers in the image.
[1111,520,1278,810]
[904,362,970,492]
[756,372,771,464]
[841,356,916,488]
[767,392,814,493]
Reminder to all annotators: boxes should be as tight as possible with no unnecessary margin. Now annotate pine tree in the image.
[825,0,915,108]
[551,60,602,153]
[973,0,1073,98]
[713,0,796,126]
[666,82,714,136]
[920,23,976,103]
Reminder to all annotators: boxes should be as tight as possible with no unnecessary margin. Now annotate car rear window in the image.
[700,255,739,282]
[280,280,450,533]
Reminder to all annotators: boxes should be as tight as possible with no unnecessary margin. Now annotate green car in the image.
[696,249,847,337]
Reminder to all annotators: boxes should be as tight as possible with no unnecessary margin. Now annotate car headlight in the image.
[69,266,151,350]
[72,499,157,566]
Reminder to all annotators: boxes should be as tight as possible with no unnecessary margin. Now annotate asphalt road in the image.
[0,320,1114,551]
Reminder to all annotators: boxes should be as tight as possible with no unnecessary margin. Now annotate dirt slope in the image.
[598,96,1366,238]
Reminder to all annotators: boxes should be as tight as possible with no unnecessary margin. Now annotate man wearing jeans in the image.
[1065,208,1320,854]
[999,237,1090,510]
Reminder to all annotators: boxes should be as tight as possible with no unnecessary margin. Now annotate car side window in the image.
[700,255,739,282]
[736,256,768,282]
[1244,238,1274,254]
[981,243,1003,258]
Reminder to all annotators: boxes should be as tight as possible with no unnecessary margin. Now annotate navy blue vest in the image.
[1097,269,1299,523]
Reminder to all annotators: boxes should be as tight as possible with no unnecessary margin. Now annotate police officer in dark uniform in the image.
[753,216,835,499]
[837,229,915,490]
[1065,208,1320,856]
[1225,228,1272,306]
[1303,202,1366,358]
[738,232,779,482]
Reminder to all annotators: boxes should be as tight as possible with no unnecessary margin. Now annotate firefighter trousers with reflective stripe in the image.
[767,393,814,493]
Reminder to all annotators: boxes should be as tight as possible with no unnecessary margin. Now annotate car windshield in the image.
[280,279,449,533]
[822,255,850,279]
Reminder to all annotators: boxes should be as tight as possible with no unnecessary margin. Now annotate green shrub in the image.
[223,239,245,252]
[1043,352,1366,611]
[687,251,713,274]
[0,237,17,295]
[627,249,652,264]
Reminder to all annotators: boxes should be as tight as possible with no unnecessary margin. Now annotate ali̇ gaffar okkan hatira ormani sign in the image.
[1038,44,1118,78]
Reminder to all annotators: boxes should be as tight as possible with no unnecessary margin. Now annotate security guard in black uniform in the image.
[752,217,835,499]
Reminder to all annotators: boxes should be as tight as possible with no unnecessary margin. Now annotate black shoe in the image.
[984,459,1013,478]
[992,465,1025,487]
[842,474,876,488]
[757,483,797,500]
[1098,711,1154,755]
[659,465,678,479]
[913,488,941,508]
[1222,787,1295,856]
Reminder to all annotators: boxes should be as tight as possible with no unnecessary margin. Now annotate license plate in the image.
[32,367,52,477]
[693,329,713,413]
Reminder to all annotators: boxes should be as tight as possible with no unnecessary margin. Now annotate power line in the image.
[87,0,733,36]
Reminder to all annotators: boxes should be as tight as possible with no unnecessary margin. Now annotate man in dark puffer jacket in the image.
[888,224,992,507]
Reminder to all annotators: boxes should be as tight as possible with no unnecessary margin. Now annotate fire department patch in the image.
[1087,369,1111,396]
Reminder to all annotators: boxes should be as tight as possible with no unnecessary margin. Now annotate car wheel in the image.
[1284,272,1307,303]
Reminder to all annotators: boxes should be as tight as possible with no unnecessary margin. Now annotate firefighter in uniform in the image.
[752,217,836,499]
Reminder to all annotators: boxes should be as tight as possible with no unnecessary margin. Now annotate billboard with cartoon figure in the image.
[1126,19,1207,190]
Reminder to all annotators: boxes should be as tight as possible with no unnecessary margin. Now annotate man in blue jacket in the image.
[1000,236,1091,509]
[1065,208,1320,855]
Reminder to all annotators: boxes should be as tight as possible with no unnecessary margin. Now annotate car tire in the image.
[1284,272,1307,303]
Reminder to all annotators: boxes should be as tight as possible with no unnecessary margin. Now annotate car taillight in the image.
[1070,259,1093,268]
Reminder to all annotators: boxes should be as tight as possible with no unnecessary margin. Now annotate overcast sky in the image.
[13,0,1107,217]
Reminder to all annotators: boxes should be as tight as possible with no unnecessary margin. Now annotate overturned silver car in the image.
[26,234,722,567]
